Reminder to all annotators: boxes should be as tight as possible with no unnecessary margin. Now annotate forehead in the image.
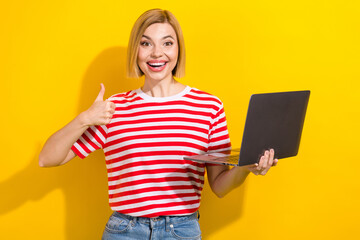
[143,23,177,39]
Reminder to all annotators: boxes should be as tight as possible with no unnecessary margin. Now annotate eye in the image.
[164,41,173,46]
[140,41,151,47]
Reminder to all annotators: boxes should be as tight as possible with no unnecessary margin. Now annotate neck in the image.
[142,76,186,98]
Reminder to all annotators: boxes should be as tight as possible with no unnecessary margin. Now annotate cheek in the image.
[137,46,149,59]
[166,47,179,61]
[137,50,144,62]
[136,55,146,73]
[137,52,147,67]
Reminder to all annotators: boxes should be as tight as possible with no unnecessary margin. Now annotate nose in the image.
[151,44,163,58]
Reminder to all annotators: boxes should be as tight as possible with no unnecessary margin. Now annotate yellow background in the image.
[1,0,359,239]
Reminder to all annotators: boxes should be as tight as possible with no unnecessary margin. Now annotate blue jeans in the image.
[102,211,202,240]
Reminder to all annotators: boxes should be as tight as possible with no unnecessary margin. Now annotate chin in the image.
[144,71,173,82]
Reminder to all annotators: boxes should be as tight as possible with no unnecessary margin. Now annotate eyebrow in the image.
[142,34,175,40]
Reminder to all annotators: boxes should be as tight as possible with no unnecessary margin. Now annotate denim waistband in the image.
[113,211,199,226]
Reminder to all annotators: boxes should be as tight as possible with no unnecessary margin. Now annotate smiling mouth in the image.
[147,62,167,68]
[146,61,168,72]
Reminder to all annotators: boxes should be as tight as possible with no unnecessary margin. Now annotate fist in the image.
[82,83,116,126]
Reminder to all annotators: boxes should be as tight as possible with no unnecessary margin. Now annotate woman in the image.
[39,9,277,240]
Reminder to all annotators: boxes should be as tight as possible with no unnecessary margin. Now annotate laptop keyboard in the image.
[209,155,239,165]
[224,155,240,164]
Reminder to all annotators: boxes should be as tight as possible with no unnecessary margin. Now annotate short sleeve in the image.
[71,125,108,159]
[208,103,231,152]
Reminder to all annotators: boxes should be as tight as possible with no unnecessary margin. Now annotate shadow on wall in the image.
[200,176,246,238]
[0,46,246,239]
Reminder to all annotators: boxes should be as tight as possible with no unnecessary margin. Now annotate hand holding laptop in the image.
[246,149,278,176]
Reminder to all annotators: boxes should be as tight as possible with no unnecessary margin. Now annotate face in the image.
[137,23,179,82]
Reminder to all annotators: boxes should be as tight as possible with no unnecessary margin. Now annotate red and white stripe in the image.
[71,86,231,217]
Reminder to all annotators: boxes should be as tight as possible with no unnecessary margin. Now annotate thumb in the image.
[95,83,105,102]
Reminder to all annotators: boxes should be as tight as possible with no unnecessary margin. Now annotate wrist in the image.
[77,111,92,127]
[231,166,250,181]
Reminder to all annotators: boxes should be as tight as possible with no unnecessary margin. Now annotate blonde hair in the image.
[127,9,186,78]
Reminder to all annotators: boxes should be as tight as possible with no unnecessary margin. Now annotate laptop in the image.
[184,90,310,166]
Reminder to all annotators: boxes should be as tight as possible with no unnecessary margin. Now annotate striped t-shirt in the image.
[71,86,231,217]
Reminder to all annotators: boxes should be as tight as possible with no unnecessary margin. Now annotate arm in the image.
[39,113,90,167]
[206,149,278,198]
[206,164,250,198]
[39,84,115,167]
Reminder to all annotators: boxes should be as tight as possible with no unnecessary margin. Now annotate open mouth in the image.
[147,61,167,71]
[147,62,166,67]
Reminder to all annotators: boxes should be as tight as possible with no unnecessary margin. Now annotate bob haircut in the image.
[127,9,186,78]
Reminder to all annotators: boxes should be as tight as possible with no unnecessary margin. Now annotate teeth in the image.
[148,62,166,67]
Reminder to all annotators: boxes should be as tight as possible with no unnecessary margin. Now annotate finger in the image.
[107,101,116,113]
[268,149,274,167]
[109,108,115,115]
[95,83,105,102]
[246,164,258,173]
[258,155,265,170]
[273,159,278,166]
[103,117,112,125]
[261,150,270,169]
[105,112,112,118]
[264,150,271,169]
[260,168,269,175]
[246,164,256,171]
[109,101,116,110]
[245,163,258,168]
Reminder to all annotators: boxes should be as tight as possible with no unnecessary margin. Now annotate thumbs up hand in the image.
[81,83,116,126]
